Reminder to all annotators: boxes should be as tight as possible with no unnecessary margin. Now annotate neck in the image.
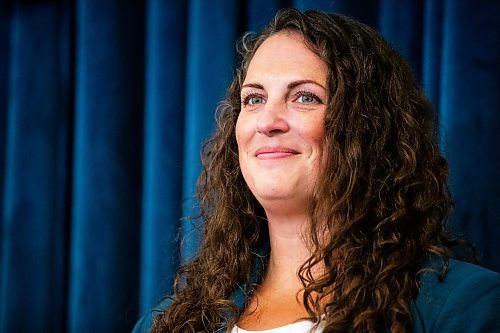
[264,210,313,291]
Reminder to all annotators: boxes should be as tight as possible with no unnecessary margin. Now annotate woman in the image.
[134,8,500,333]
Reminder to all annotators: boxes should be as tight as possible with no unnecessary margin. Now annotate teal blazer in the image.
[133,259,500,332]
[411,259,500,332]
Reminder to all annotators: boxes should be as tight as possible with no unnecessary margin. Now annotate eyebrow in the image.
[241,79,327,91]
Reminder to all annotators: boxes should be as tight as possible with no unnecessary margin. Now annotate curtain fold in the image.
[0,3,69,332]
[68,1,144,332]
[0,5,9,235]
[0,1,499,332]
[246,0,289,32]
[439,0,500,268]
[422,0,443,107]
[180,0,240,261]
[378,0,423,80]
[139,0,187,313]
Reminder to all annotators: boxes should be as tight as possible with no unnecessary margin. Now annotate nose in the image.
[255,100,289,136]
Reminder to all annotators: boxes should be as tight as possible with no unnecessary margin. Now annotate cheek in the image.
[235,114,251,152]
[311,124,325,144]
[302,114,326,150]
[302,116,327,178]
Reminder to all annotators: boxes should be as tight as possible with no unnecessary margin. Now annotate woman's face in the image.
[236,32,328,213]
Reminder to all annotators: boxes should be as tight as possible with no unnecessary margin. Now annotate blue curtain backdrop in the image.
[0,0,499,332]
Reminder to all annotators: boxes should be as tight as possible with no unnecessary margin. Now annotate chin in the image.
[252,187,305,204]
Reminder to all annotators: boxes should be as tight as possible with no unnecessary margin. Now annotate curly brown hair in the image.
[151,8,454,333]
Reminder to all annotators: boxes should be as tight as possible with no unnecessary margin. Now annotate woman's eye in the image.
[243,94,265,106]
[249,96,264,105]
[298,95,315,103]
[295,92,322,104]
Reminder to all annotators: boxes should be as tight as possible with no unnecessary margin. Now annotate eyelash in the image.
[241,92,262,106]
[294,91,323,104]
[241,91,324,106]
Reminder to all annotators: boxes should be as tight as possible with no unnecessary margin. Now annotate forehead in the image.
[244,32,328,85]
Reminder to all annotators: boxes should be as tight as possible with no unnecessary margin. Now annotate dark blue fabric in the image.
[140,0,187,313]
[1,3,69,332]
[421,0,443,107]
[411,259,500,332]
[180,0,240,261]
[68,1,144,332]
[438,1,500,270]
[378,0,423,80]
[1,1,499,332]
[246,0,290,32]
[0,4,9,233]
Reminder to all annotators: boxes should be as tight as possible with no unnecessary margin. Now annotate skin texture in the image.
[236,32,328,330]
[236,31,328,219]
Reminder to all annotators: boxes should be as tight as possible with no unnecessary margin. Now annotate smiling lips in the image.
[254,147,300,160]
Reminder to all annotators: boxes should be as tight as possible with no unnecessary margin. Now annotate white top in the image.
[231,320,323,333]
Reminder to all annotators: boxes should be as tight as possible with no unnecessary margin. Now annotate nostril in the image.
[256,121,289,136]
[255,109,289,136]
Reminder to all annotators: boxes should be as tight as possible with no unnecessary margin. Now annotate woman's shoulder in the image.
[132,298,171,333]
[412,258,500,332]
